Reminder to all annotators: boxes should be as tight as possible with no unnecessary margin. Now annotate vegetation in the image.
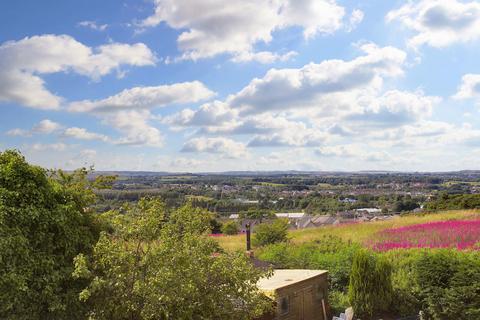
[348,250,392,319]
[0,151,272,320]
[221,220,240,235]
[0,150,102,319]
[425,193,480,211]
[253,219,289,247]
[74,200,271,320]
[215,210,480,251]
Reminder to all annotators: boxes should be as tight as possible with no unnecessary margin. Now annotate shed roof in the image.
[257,269,327,294]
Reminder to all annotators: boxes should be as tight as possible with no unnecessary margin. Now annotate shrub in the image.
[348,250,392,319]
[258,236,361,292]
[413,250,480,319]
[253,219,289,246]
[221,221,240,235]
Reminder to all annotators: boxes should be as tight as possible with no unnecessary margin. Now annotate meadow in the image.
[215,210,480,251]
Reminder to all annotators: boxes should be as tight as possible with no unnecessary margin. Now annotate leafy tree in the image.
[221,220,240,235]
[348,250,392,319]
[0,150,102,319]
[74,199,272,320]
[253,219,289,247]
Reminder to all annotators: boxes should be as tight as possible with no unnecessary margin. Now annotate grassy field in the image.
[215,210,480,251]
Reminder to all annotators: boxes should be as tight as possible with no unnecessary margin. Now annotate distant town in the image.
[92,170,480,231]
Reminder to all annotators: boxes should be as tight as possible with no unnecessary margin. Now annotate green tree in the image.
[0,150,102,319]
[74,199,272,320]
[348,250,392,319]
[253,219,289,247]
[221,220,240,235]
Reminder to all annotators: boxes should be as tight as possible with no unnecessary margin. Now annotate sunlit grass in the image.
[215,210,480,251]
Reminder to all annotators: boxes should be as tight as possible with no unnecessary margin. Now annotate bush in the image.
[221,221,239,235]
[413,250,480,319]
[348,250,392,319]
[253,219,289,247]
[258,236,361,292]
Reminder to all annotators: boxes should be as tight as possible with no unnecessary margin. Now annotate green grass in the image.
[215,210,480,251]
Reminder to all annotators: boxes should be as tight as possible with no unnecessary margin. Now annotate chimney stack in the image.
[246,223,251,251]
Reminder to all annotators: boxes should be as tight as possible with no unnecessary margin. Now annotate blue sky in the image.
[1,0,480,172]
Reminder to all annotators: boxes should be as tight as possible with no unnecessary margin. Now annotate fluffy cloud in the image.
[387,0,480,48]
[181,137,248,158]
[32,119,63,134]
[63,127,110,142]
[0,34,156,109]
[163,44,442,152]
[106,110,164,147]
[228,43,407,114]
[162,101,236,128]
[69,81,214,113]
[6,119,62,137]
[453,74,480,99]
[346,90,440,127]
[140,0,348,60]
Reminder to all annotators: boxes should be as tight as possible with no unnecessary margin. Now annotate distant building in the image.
[275,212,305,219]
[355,208,382,215]
[257,269,329,320]
[229,214,240,219]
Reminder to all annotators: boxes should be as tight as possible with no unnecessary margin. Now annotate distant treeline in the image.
[425,193,480,211]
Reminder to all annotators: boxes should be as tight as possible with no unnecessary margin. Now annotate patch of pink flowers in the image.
[369,219,480,251]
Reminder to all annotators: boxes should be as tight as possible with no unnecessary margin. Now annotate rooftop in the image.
[257,269,327,293]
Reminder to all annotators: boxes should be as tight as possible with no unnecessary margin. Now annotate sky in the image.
[1,0,480,172]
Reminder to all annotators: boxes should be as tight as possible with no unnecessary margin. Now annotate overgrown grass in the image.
[215,210,480,251]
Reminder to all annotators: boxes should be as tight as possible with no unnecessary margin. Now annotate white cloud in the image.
[31,143,68,151]
[69,81,214,113]
[0,34,156,109]
[6,128,31,137]
[228,43,407,114]
[32,119,62,134]
[6,119,62,137]
[63,127,110,142]
[106,110,164,147]
[346,9,364,32]
[387,0,480,48]
[140,0,347,61]
[181,137,248,158]
[346,90,440,127]
[162,101,236,128]
[248,129,327,147]
[78,20,108,31]
[453,74,480,99]
[315,144,393,162]
[231,51,297,64]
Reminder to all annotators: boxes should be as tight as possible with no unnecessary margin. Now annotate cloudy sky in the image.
[1,0,480,172]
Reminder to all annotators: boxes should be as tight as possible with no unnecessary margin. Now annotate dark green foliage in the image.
[221,220,239,235]
[413,250,480,319]
[348,250,393,319]
[0,150,101,319]
[253,218,289,246]
[425,192,480,210]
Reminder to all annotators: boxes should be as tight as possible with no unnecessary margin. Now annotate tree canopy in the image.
[74,199,272,320]
[0,150,102,319]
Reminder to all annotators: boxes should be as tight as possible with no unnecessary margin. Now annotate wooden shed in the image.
[257,269,329,320]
